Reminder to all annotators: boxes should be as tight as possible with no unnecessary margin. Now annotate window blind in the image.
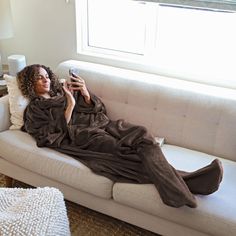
[133,0,236,11]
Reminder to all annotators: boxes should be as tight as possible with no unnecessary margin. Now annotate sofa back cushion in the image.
[0,95,11,132]
[4,75,29,130]
[56,60,236,161]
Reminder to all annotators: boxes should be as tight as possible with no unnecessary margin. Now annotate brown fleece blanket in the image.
[23,92,203,208]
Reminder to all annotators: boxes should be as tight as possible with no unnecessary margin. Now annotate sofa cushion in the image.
[4,74,29,130]
[113,145,236,236]
[56,60,236,162]
[0,130,113,199]
[0,95,11,132]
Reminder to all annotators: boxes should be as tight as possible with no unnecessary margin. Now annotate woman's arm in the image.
[63,82,75,124]
[63,74,92,123]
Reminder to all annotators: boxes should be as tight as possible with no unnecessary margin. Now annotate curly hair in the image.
[17,64,63,99]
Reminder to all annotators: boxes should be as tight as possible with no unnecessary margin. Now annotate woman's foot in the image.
[181,159,223,195]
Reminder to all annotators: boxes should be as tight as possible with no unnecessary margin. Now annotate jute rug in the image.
[0,174,159,236]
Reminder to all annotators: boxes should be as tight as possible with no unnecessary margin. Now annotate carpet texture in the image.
[0,187,70,236]
[0,174,158,236]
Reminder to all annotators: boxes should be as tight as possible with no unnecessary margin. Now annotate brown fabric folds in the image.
[22,92,223,208]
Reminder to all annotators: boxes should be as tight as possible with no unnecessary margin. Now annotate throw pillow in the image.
[4,74,29,130]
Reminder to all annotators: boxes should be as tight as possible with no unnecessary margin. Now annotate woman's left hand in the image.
[69,75,91,104]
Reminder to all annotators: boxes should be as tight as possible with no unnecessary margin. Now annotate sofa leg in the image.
[5,175,13,187]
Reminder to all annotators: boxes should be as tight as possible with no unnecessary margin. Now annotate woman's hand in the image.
[63,81,75,106]
[69,75,91,104]
[62,82,75,124]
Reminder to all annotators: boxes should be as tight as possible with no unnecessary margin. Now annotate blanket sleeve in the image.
[22,97,68,147]
[22,93,108,147]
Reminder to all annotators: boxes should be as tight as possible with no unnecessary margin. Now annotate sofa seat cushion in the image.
[113,145,236,236]
[0,130,113,199]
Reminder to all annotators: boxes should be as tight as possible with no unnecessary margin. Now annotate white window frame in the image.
[75,0,158,64]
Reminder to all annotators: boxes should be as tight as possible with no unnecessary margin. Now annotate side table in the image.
[0,78,7,97]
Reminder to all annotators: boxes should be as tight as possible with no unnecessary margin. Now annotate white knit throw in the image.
[0,187,70,236]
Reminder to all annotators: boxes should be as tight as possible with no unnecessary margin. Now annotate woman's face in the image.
[34,67,51,96]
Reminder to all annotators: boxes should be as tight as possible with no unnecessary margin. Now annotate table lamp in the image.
[0,0,14,77]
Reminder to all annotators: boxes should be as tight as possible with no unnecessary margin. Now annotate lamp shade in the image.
[0,0,13,39]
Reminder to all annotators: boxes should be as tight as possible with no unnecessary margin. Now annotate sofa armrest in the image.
[0,95,11,132]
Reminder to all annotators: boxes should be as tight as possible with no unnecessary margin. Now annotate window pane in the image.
[87,0,147,55]
[154,5,236,86]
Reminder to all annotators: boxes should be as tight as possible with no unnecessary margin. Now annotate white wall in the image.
[0,0,78,70]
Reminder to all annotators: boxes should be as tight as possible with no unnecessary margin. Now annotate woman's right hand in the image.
[62,81,75,123]
[63,81,75,107]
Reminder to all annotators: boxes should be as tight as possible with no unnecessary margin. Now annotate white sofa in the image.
[0,60,236,236]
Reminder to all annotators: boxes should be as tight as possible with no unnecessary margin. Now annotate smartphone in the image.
[69,68,80,78]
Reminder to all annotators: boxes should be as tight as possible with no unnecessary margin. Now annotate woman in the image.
[17,64,223,208]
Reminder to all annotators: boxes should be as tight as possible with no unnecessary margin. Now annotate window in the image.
[76,0,156,61]
[75,0,236,88]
